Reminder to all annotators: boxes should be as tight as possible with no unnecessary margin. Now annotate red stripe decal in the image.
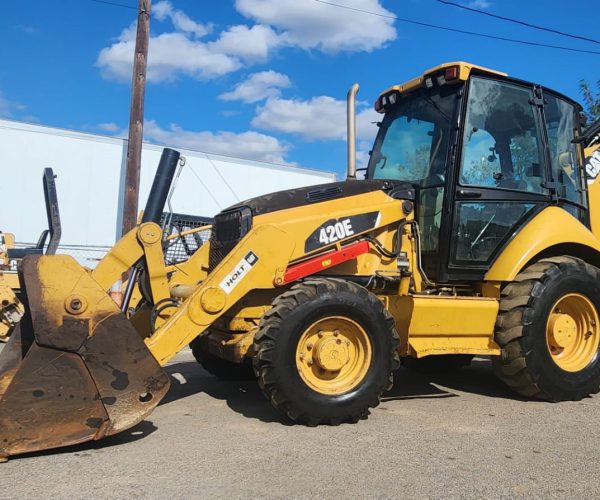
[282,241,370,285]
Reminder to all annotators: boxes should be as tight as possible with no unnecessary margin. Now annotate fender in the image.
[485,206,600,282]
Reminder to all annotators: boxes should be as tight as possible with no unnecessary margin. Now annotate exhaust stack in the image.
[346,83,360,180]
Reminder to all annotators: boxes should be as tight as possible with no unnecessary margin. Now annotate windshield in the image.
[367,85,459,187]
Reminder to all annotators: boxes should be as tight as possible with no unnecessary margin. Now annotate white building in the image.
[0,119,335,264]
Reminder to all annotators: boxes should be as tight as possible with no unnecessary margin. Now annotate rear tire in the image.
[493,256,600,401]
[401,354,474,373]
[190,336,255,381]
[253,278,400,425]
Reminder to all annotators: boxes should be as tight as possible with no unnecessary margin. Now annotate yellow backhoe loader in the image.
[2,62,600,461]
[0,168,61,342]
[0,232,23,341]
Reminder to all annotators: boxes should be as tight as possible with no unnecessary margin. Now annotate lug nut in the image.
[336,339,342,345]
[318,331,324,338]
[333,330,340,337]
[307,343,313,350]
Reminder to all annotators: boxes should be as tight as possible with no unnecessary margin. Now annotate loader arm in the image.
[91,222,171,305]
[0,222,296,461]
[147,224,295,364]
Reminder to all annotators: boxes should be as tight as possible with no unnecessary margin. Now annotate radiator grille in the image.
[208,207,252,271]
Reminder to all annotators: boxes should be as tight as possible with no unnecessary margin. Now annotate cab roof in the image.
[377,61,507,100]
[374,61,581,114]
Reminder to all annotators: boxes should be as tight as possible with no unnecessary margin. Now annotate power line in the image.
[89,0,137,10]
[312,0,600,56]
[437,0,600,46]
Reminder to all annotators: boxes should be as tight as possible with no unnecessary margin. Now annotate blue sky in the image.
[0,0,597,178]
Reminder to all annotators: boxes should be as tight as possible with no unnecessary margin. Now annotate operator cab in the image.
[366,62,587,283]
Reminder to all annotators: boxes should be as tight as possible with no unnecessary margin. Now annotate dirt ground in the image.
[2,346,600,499]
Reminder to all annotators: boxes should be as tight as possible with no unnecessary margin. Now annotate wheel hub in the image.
[548,313,578,349]
[545,293,600,372]
[295,316,372,395]
[313,336,350,371]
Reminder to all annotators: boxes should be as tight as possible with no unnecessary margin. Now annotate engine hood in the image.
[223,179,415,217]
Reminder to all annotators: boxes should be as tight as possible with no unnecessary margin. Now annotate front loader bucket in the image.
[0,255,170,461]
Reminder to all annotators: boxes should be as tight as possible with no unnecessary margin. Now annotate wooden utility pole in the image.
[122,0,151,236]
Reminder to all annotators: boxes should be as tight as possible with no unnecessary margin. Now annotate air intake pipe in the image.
[142,148,181,224]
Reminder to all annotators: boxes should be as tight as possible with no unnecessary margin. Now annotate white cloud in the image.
[144,120,290,163]
[97,27,242,83]
[220,71,291,103]
[153,1,212,38]
[464,0,491,8]
[21,114,40,124]
[252,95,379,142]
[98,122,120,133]
[0,89,36,122]
[235,0,396,53]
[97,12,279,83]
[146,33,242,82]
[97,4,281,84]
[98,1,395,83]
[209,24,281,63]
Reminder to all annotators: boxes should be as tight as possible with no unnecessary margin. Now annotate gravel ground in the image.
[1,345,599,499]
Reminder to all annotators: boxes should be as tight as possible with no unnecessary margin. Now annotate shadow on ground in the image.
[162,361,291,425]
[3,357,521,463]
[163,356,522,422]
[5,420,159,463]
[383,358,521,402]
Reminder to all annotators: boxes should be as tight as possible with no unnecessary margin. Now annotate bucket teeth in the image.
[0,255,170,461]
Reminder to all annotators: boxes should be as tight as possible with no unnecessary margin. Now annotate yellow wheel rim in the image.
[545,293,600,372]
[295,316,372,395]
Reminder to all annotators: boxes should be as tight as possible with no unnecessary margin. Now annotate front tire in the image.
[253,278,400,425]
[493,256,600,401]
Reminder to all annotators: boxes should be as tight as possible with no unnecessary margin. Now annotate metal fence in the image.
[160,212,213,265]
[12,242,112,269]
[13,212,213,269]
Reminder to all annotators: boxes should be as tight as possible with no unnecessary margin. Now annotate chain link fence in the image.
[12,212,213,269]
[11,242,111,269]
[160,212,213,265]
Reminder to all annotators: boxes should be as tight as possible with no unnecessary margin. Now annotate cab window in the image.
[460,78,546,194]
[373,117,436,182]
[544,94,585,206]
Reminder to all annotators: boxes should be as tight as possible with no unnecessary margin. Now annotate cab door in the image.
[543,92,588,223]
[443,76,552,281]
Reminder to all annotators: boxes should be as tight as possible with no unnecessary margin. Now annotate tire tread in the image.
[253,278,400,425]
